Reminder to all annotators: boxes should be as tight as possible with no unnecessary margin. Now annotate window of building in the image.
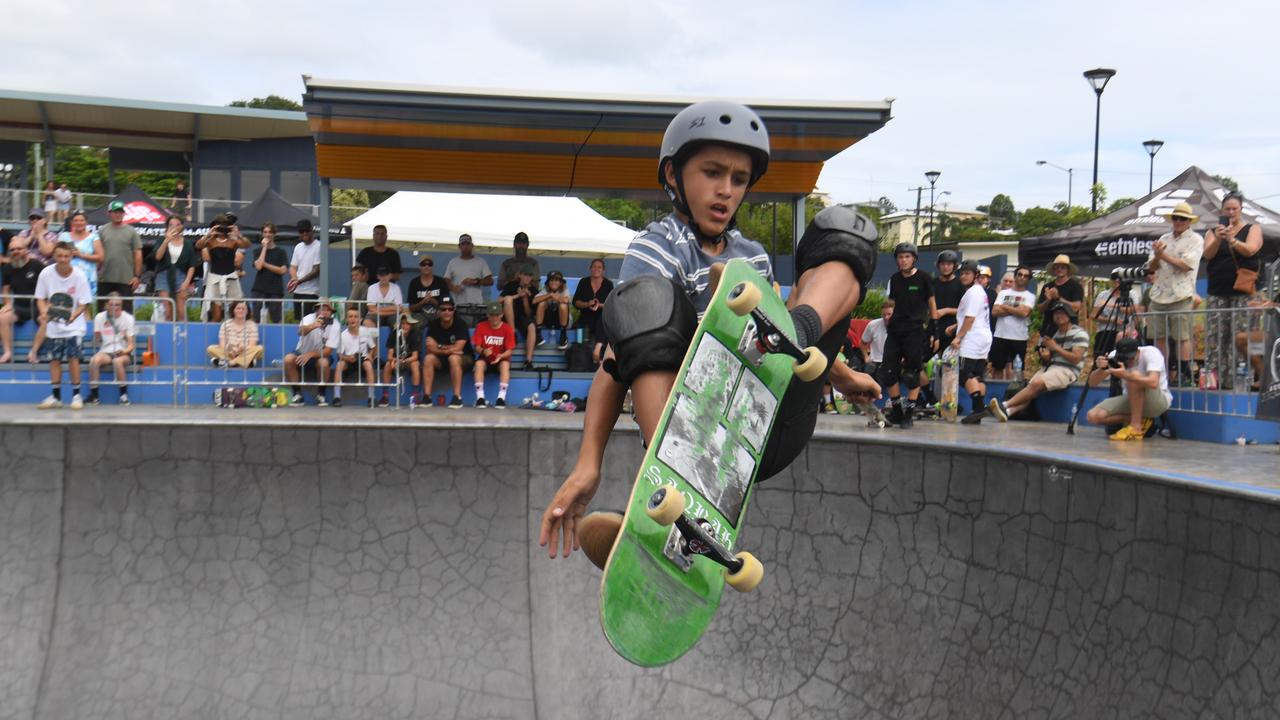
[240,170,270,202]
[280,171,312,205]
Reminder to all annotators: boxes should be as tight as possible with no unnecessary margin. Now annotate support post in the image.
[791,195,805,286]
[319,177,331,298]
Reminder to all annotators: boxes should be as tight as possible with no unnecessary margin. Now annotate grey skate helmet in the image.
[893,242,918,258]
[936,249,960,267]
[958,259,980,275]
[657,101,770,231]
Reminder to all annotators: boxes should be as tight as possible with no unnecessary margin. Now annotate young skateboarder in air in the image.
[538,101,882,566]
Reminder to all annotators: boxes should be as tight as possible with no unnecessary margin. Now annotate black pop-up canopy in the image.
[233,187,319,238]
[1020,166,1280,274]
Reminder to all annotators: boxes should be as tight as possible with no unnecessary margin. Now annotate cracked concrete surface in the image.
[2,421,1279,719]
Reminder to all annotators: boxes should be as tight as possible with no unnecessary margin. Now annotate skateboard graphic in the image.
[598,260,826,666]
[939,346,959,422]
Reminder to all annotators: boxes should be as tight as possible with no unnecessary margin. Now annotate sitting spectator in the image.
[250,223,289,323]
[1085,338,1170,442]
[365,266,403,326]
[355,224,403,281]
[422,295,471,408]
[472,300,514,408]
[206,300,263,368]
[284,299,339,406]
[348,264,369,307]
[34,242,92,410]
[500,267,539,370]
[18,209,58,264]
[87,294,135,406]
[406,255,449,324]
[534,270,572,350]
[991,265,1035,380]
[58,211,103,298]
[379,313,422,407]
[153,216,197,322]
[988,301,1088,422]
[1235,293,1274,392]
[860,299,893,381]
[0,236,47,364]
[572,258,613,357]
[54,183,72,224]
[169,180,192,220]
[498,231,540,288]
[332,306,377,408]
[196,214,249,322]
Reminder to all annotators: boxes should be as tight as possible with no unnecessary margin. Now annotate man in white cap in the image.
[1147,201,1204,385]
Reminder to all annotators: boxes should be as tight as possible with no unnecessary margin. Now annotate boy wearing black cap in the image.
[989,301,1088,421]
[1084,338,1170,441]
[288,219,321,318]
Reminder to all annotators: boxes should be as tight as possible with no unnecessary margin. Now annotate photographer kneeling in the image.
[1084,337,1170,442]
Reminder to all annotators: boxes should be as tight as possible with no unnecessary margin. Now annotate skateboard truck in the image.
[646,486,763,592]
[726,282,826,382]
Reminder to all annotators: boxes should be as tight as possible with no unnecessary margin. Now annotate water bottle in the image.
[1012,354,1023,380]
[1236,362,1249,390]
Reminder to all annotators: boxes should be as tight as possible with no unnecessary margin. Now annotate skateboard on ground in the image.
[598,259,826,666]
[852,399,888,428]
[939,346,959,422]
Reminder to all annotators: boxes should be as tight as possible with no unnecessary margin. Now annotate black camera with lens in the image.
[211,212,238,236]
[1110,265,1148,282]
[1107,357,1125,369]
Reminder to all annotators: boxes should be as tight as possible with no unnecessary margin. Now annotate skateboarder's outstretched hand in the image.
[539,468,602,558]
[829,362,881,403]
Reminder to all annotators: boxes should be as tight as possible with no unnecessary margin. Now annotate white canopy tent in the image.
[343,191,638,257]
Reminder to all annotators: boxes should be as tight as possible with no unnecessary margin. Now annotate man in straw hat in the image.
[1147,201,1204,386]
[1034,254,1084,339]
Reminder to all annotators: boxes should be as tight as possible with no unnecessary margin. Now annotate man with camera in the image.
[1084,337,1170,442]
[283,298,339,406]
[989,301,1089,422]
[1146,202,1204,385]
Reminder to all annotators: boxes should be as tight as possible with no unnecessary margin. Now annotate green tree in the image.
[228,95,303,111]
[582,198,650,230]
[948,216,1007,243]
[1090,182,1108,210]
[987,193,1017,226]
[1015,207,1071,237]
[1212,175,1240,193]
[330,188,370,224]
[1105,197,1135,213]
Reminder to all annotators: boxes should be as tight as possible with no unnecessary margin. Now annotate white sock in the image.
[499,383,508,400]
[474,382,484,400]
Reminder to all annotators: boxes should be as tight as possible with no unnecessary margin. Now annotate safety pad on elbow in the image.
[602,275,696,385]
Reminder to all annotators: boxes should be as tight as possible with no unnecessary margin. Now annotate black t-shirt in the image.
[406,275,450,310]
[427,316,471,354]
[887,270,934,331]
[251,246,289,295]
[356,247,403,279]
[1206,224,1261,297]
[386,326,422,359]
[985,286,998,330]
[572,276,613,323]
[932,275,964,334]
[2,259,44,312]
[1036,277,1084,335]
[499,280,539,322]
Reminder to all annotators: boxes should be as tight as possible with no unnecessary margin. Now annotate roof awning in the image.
[302,77,893,201]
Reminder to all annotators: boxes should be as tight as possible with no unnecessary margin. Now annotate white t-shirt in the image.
[290,240,322,296]
[93,310,136,354]
[1092,287,1143,331]
[993,288,1036,341]
[296,312,340,354]
[1107,346,1172,404]
[444,256,493,306]
[366,282,403,309]
[955,284,992,359]
[34,265,92,339]
[336,328,373,359]
[861,318,888,363]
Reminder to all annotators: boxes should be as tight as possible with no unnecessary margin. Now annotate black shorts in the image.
[878,324,927,385]
[958,356,987,385]
[989,337,1026,371]
[4,303,35,324]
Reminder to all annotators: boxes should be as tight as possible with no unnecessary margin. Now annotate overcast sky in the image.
[10,0,1280,213]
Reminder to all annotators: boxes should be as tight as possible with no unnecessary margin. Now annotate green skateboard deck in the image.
[598,259,823,666]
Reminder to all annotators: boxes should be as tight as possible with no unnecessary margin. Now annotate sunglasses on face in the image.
[439,307,454,312]
[421,261,433,267]
[1015,272,1031,277]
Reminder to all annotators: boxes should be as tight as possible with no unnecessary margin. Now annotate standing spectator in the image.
[355,224,403,281]
[977,265,997,322]
[534,270,572,350]
[18,209,58,263]
[998,271,1015,291]
[989,301,1088,422]
[1202,192,1264,389]
[58,211,103,298]
[498,232,540,288]
[287,219,322,319]
[1146,201,1204,386]
[422,295,471,408]
[406,255,450,324]
[500,267,539,369]
[331,306,377,408]
[1034,254,1084,339]
[860,299,893,380]
[284,298,339,405]
[1085,338,1171,442]
[348,265,369,307]
[0,236,46,363]
[206,300,262,368]
[365,266,403,325]
[196,214,249,322]
[379,313,422,407]
[169,180,193,220]
[990,265,1035,379]
[53,183,72,224]
[34,242,91,409]
[444,233,493,306]
[951,260,993,424]
[931,250,963,356]
[153,215,197,322]
[572,258,613,350]
[878,242,936,428]
[96,200,144,311]
[471,300,514,408]
[87,294,135,405]
[1091,276,1142,353]
[42,182,57,222]
[250,222,289,323]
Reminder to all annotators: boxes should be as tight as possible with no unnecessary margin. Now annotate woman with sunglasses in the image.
[1202,192,1264,389]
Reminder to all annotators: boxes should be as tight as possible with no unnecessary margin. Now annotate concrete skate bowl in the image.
[3,420,1280,719]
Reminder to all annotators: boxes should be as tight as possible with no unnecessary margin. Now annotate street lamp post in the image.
[1083,67,1116,212]
[925,170,940,244]
[1142,139,1164,194]
[1036,160,1074,209]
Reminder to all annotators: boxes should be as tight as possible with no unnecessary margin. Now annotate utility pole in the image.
[910,186,925,243]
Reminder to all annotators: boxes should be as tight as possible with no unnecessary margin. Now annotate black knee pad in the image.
[901,369,921,389]
[602,275,696,385]
[795,205,878,304]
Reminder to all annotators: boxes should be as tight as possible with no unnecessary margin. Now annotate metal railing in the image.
[0,294,180,404]
[0,188,365,226]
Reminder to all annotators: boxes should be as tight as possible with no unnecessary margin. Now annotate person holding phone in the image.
[1202,192,1264,389]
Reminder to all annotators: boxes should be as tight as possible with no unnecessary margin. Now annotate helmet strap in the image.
[665,157,739,249]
